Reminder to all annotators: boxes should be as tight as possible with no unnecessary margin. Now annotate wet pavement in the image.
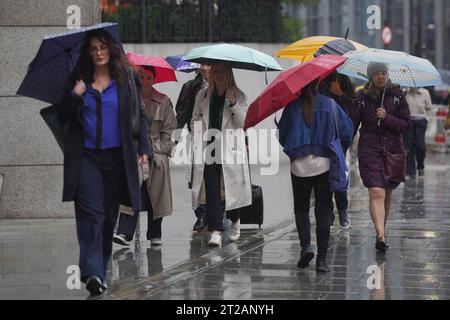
[1,153,450,299]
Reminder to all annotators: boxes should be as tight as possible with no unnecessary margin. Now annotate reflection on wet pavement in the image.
[1,153,450,300]
[108,153,450,300]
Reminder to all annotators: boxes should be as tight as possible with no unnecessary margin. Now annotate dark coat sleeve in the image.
[334,100,354,151]
[57,89,84,122]
[175,74,203,131]
[133,73,152,157]
[383,94,411,135]
[175,80,194,130]
[349,94,363,139]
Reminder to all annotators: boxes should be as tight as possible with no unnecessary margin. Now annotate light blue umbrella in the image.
[183,43,283,72]
[337,48,442,87]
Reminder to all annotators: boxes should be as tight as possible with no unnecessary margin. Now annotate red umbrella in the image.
[126,52,177,84]
[244,54,348,129]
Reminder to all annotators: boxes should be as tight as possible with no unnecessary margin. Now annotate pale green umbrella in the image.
[183,43,283,72]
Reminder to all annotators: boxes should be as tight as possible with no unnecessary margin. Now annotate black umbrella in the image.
[16,22,120,105]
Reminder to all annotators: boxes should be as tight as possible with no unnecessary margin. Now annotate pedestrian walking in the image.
[403,87,432,178]
[114,65,177,247]
[175,63,211,231]
[446,100,450,130]
[349,62,411,253]
[319,71,355,228]
[57,29,151,297]
[278,79,354,273]
[190,61,252,247]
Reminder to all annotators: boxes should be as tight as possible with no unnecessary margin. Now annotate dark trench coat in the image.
[57,72,152,211]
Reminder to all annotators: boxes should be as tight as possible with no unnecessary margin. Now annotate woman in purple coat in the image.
[350,62,411,253]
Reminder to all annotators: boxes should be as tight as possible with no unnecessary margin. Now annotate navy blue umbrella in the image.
[165,54,200,73]
[16,22,120,105]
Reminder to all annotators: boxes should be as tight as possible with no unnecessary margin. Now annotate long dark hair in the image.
[70,29,132,86]
[299,78,319,126]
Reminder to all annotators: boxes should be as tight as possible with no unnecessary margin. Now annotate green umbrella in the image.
[183,43,283,72]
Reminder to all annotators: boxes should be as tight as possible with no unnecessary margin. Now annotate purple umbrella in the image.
[165,54,200,73]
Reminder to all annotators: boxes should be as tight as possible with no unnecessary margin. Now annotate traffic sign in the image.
[382,26,392,45]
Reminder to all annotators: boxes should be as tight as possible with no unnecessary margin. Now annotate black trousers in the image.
[117,195,163,241]
[332,191,349,212]
[74,147,124,283]
[204,163,224,231]
[291,171,332,259]
[404,118,427,175]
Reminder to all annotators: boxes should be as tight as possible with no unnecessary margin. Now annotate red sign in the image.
[382,26,392,45]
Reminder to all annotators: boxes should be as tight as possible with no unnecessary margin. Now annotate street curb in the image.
[108,183,366,300]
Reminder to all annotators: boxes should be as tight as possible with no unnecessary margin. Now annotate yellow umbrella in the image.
[275,36,369,62]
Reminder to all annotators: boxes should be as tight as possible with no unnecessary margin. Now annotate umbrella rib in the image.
[405,64,418,87]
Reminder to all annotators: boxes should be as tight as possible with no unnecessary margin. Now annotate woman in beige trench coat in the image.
[190,62,252,247]
[114,65,177,246]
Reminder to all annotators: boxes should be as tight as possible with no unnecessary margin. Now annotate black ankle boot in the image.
[297,247,314,268]
[315,258,329,273]
[375,238,388,252]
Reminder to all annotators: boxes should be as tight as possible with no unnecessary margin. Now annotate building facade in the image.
[285,0,449,69]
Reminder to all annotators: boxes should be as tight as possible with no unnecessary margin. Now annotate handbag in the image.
[328,104,349,192]
[40,104,67,152]
[383,147,406,183]
[122,161,152,215]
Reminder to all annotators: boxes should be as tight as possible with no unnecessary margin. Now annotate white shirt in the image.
[405,88,432,119]
[291,155,330,178]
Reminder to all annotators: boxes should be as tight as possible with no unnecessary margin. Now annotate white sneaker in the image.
[229,219,241,242]
[113,234,130,247]
[208,231,222,247]
[151,238,162,246]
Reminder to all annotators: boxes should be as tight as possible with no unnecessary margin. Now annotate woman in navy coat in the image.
[57,29,151,297]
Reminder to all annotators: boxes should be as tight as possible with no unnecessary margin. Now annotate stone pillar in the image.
[323,0,331,35]
[403,0,411,53]
[347,0,356,39]
[0,0,100,218]
[434,0,444,68]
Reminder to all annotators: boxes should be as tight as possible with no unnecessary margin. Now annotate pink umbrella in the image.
[126,52,177,84]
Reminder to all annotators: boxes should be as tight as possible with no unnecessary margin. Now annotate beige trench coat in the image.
[143,88,177,219]
[189,86,252,211]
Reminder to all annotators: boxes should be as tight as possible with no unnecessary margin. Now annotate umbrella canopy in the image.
[183,43,283,72]
[275,36,368,62]
[166,54,200,73]
[244,55,348,129]
[16,22,120,105]
[126,53,177,84]
[337,49,443,87]
[436,69,450,90]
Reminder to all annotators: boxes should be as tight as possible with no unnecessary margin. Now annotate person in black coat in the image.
[174,64,211,231]
[57,29,151,298]
[175,64,210,132]
[319,71,355,229]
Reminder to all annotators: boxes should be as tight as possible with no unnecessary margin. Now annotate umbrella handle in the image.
[265,65,268,85]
